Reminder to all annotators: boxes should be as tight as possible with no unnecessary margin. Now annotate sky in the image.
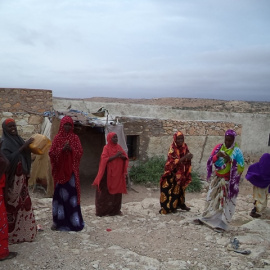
[0,0,270,102]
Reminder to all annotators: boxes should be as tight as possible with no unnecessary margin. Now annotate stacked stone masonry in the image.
[120,117,242,136]
[0,88,52,140]
[0,88,52,113]
[119,116,242,166]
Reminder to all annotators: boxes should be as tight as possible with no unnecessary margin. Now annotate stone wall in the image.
[0,88,52,113]
[1,89,265,178]
[0,88,53,139]
[119,116,242,177]
[53,99,269,160]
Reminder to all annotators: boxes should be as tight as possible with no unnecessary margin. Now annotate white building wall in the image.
[53,98,270,159]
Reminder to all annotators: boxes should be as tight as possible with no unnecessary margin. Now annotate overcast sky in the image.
[1,0,270,101]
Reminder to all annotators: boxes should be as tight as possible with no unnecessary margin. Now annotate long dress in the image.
[1,120,37,244]
[199,139,245,231]
[49,116,84,231]
[0,151,9,259]
[159,131,192,214]
[95,171,123,216]
[0,174,9,259]
[93,132,128,217]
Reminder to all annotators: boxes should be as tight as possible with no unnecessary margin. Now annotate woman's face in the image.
[6,122,18,135]
[63,123,72,133]
[225,135,234,148]
[176,135,184,146]
[111,134,118,144]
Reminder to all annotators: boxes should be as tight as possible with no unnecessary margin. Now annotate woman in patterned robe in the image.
[159,131,193,214]
[1,118,36,244]
[194,129,245,232]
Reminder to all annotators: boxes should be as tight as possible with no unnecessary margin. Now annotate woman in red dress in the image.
[0,139,17,260]
[93,132,129,216]
[49,116,84,231]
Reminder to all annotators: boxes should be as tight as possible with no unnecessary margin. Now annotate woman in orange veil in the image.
[93,132,128,216]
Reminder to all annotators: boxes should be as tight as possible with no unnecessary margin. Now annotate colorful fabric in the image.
[200,129,244,231]
[246,153,270,191]
[49,116,83,204]
[160,180,187,214]
[1,120,32,189]
[206,131,244,199]
[160,131,192,187]
[252,185,269,213]
[6,162,37,244]
[0,175,9,259]
[93,132,128,194]
[52,174,84,231]
[225,129,237,138]
[95,171,122,217]
[200,175,237,231]
[159,131,192,214]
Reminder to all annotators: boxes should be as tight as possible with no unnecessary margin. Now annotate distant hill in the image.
[81,97,270,114]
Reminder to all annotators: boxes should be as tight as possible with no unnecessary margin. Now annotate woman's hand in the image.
[115,151,127,159]
[115,151,122,158]
[20,138,34,151]
[218,151,231,163]
[63,141,72,152]
[179,153,193,164]
[108,151,126,162]
[223,153,231,163]
[26,138,34,146]
[185,153,193,160]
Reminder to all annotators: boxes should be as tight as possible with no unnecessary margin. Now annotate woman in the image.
[245,153,270,218]
[194,129,245,232]
[1,118,37,243]
[93,132,128,217]
[159,131,193,214]
[0,139,17,261]
[49,116,84,231]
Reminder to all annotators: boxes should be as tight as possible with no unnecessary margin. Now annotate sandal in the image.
[193,219,203,225]
[0,252,18,261]
[178,204,191,211]
[250,211,261,218]
[51,225,58,231]
[214,227,225,233]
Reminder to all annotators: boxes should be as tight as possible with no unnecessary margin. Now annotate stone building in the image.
[1,88,269,182]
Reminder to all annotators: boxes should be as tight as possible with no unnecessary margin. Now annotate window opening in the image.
[126,135,139,160]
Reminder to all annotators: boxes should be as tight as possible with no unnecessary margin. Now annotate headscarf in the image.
[1,118,32,188]
[4,118,16,125]
[49,116,83,204]
[93,132,128,194]
[206,129,245,198]
[246,153,270,192]
[224,129,237,148]
[160,131,192,188]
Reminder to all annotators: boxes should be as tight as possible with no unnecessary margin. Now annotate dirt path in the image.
[2,180,270,270]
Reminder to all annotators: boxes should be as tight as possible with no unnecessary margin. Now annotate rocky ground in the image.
[2,178,270,270]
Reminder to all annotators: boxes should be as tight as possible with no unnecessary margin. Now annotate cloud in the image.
[0,0,269,101]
